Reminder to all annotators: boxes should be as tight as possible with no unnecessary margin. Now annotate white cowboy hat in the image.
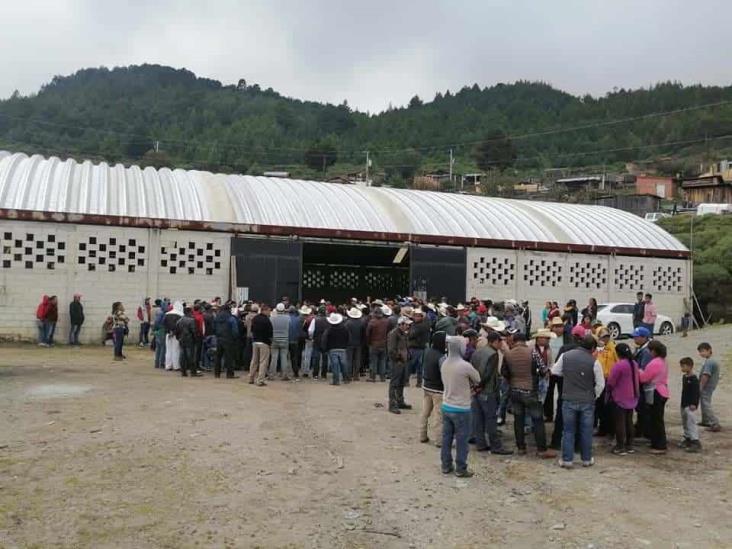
[381,305,393,317]
[401,306,414,318]
[438,306,448,317]
[347,307,363,319]
[456,303,467,311]
[438,302,449,309]
[412,308,425,316]
[299,305,313,315]
[425,303,436,311]
[481,316,506,332]
[276,303,286,313]
[534,328,557,339]
[373,299,384,306]
[327,312,344,325]
[397,316,413,326]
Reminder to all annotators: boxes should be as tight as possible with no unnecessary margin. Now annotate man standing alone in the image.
[441,335,480,477]
[69,294,84,346]
[408,308,430,387]
[388,316,413,414]
[269,303,292,381]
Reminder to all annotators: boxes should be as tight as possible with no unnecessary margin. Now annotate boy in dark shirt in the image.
[679,357,702,452]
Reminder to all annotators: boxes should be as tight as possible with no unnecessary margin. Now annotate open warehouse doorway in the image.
[301,241,409,303]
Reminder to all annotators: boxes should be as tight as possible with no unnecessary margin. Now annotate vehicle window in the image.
[597,305,608,312]
[611,305,633,314]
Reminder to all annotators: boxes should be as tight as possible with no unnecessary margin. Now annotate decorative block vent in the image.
[1,230,66,270]
[523,258,563,288]
[614,264,645,291]
[329,269,359,289]
[652,265,684,293]
[569,260,607,289]
[471,255,515,286]
[78,236,146,273]
[303,268,326,288]
[160,240,222,275]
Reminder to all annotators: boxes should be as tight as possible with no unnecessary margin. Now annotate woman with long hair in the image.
[606,343,640,455]
[639,340,670,454]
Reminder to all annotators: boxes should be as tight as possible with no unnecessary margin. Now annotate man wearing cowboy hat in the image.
[545,316,567,421]
[269,303,293,381]
[387,316,413,413]
[345,307,365,382]
[308,306,330,380]
[526,327,557,432]
[407,308,430,388]
[323,312,349,385]
[435,305,458,336]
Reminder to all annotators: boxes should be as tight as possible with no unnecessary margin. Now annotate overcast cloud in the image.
[1,0,730,113]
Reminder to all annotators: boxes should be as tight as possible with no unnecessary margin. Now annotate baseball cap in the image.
[571,325,587,338]
[632,326,651,338]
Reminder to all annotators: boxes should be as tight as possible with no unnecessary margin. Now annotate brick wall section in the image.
[0,220,230,344]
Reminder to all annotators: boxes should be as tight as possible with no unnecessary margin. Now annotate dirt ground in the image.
[1,328,730,549]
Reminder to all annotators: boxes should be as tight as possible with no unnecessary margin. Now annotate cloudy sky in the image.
[2,0,730,113]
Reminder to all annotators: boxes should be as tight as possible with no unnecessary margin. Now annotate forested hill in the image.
[1,64,732,182]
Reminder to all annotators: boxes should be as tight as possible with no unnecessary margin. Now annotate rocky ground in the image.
[1,327,730,548]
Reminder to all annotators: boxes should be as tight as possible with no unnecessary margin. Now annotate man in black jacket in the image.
[177,307,200,377]
[214,303,239,379]
[248,304,273,386]
[309,306,330,380]
[68,294,84,345]
[388,316,412,414]
[408,309,430,388]
[420,331,446,445]
[345,308,365,382]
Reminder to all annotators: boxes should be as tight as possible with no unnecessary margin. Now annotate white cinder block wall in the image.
[466,248,690,328]
[0,220,230,344]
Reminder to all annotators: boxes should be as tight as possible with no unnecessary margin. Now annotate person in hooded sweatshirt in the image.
[164,301,183,371]
[440,335,480,477]
[176,306,200,377]
[419,331,446,447]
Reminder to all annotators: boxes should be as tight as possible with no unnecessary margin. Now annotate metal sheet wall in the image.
[410,246,467,304]
[232,238,302,305]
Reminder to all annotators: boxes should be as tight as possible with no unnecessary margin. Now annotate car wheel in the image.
[660,321,674,336]
[607,322,621,340]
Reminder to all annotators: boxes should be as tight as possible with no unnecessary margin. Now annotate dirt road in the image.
[1,328,730,548]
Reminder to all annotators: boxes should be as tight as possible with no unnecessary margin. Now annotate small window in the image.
[36,254,43,262]
[188,267,195,274]
[128,239,136,246]
[2,260,10,268]
[58,242,65,250]
[47,235,55,243]
[26,234,34,241]
[108,264,115,272]
[137,258,144,266]
[214,249,221,257]
[138,246,145,253]
[25,261,33,269]
[99,243,107,252]
[36,241,43,249]
[128,265,136,273]
[170,267,177,274]
[79,243,87,251]
[57,256,65,264]
[88,264,96,272]
[109,238,116,245]
[47,262,55,270]
[90,236,97,244]
[3,232,11,240]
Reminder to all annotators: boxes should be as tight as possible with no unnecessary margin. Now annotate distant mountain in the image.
[1,64,731,182]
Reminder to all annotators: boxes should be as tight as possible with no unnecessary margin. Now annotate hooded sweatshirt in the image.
[163,301,184,334]
[440,336,480,412]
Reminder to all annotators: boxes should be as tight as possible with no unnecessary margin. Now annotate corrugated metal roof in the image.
[0,151,687,253]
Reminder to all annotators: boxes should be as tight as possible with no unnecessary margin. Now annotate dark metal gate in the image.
[410,246,466,303]
[231,238,302,304]
[302,264,409,303]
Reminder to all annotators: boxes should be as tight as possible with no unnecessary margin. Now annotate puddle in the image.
[25,384,92,399]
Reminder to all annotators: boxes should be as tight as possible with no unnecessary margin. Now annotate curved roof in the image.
[0,151,687,257]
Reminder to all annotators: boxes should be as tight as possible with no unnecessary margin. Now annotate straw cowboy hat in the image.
[380,305,393,317]
[299,305,313,315]
[401,305,414,318]
[347,307,363,319]
[327,312,344,325]
[481,316,506,333]
[549,316,564,327]
[411,308,425,316]
[534,328,557,339]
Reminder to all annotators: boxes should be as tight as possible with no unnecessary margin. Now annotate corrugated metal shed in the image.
[0,151,687,255]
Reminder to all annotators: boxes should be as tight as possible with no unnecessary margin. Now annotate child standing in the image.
[679,357,702,452]
[697,343,722,432]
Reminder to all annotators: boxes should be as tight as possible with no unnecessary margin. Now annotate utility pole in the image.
[449,148,454,186]
[365,150,370,186]
[154,140,159,153]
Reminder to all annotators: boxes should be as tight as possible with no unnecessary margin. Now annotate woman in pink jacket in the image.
[606,343,640,455]
[639,340,669,454]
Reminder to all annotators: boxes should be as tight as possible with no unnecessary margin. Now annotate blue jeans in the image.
[45,322,57,346]
[498,379,510,421]
[408,348,425,385]
[472,393,504,450]
[37,320,47,343]
[139,322,151,345]
[113,326,125,358]
[526,377,550,430]
[441,411,471,472]
[154,331,166,368]
[328,349,347,385]
[369,347,386,380]
[561,400,595,463]
[69,324,82,345]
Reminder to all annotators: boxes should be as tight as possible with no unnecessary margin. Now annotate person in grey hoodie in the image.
[269,303,292,380]
[440,335,480,477]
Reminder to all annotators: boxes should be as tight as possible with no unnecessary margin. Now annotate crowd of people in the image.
[35,292,722,475]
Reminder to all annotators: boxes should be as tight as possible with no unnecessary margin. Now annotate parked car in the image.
[596,303,675,340]
[644,212,670,223]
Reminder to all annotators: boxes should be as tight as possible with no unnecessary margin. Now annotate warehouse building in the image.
[0,151,689,343]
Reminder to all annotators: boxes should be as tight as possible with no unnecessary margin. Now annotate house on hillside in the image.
[635,175,674,199]
[680,161,732,204]
[593,194,662,218]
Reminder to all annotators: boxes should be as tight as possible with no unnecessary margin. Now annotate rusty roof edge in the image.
[0,207,691,260]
